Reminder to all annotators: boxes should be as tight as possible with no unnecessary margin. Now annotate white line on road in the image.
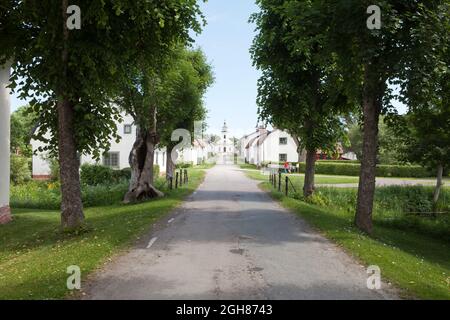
[146,237,158,249]
[168,218,175,224]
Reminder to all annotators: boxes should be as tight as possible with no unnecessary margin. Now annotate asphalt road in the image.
[85,165,397,300]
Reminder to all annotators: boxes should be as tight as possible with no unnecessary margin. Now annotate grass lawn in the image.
[245,171,450,300]
[243,169,359,185]
[0,168,206,300]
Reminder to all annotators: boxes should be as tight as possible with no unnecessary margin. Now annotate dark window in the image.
[103,152,120,168]
[279,154,287,162]
[224,147,227,152]
[279,137,288,145]
[124,124,132,134]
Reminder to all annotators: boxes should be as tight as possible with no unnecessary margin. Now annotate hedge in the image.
[80,164,160,186]
[297,162,431,178]
[317,160,360,164]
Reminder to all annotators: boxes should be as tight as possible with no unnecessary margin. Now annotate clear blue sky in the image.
[11,0,405,137]
[194,0,261,137]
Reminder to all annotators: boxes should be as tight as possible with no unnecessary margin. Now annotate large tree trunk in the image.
[58,99,85,229]
[303,148,317,197]
[433,163,444,212]
[58,0,84,230]
[124,130,163,203]
[0,62,12,225]
[355,68,383,234]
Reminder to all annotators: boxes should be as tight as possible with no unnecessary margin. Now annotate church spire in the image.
[222,120,228,133]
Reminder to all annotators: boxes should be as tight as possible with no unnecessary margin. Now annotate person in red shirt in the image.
[283,161,290,173]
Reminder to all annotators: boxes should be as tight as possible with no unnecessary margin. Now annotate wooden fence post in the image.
[278,172,281,192]
[175,172,179,189]
[285,176,288,196]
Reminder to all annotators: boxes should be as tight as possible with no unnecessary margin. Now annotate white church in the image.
[215,121,235,164]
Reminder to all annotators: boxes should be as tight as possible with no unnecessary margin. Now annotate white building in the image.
[240,126,299,166]
[31,112,211,179]
[216,121,235,164]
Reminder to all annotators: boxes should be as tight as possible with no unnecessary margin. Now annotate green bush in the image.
[176,162,193,169]
[10,155,31,184]
[81,182,129,207]
[317,160,360,164]
[153,164,160,178]
[80,164,116,185]
[297,162,430,178]
[117,167,132,181]
[48,158,60,182]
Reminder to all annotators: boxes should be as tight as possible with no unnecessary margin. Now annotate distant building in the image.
[239,125,350,166]
[240,126,299,166]
[216,120,235,164]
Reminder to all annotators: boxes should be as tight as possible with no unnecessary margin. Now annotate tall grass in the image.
[10,175,176,210]
[296,186,450,241]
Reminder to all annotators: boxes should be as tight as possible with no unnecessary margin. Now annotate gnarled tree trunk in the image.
[303,148,317,197]
[124,130,163,203]
[355,67,383,234]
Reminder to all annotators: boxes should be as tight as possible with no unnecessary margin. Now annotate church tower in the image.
[221,120,228,153]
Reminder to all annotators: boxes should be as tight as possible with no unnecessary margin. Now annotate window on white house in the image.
[162,152,165,166]
[155,152,159,165]
[103,152,120,168]
[124,124,132,134]
[279,154,287,162]
[279,137,288,145]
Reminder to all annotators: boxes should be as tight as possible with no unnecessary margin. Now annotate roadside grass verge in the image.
[243,169,359,185]
[194,162,216,170]
[239,163,258,170]
[0,169,206,300]
[245,171,450,300]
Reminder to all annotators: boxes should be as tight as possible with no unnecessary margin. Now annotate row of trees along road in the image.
[1,1,208,230]
[251,0,449,234]
[115,46,213,203]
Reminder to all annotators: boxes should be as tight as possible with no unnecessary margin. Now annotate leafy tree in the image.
[116,46,213,203]
[160,48,213,180]
[322,0,447,233]
[10,154,31,185]
[2,1,204,229]
[398,106,450,210]
[395,3,450,209]
[347,115,403,164]
[251,0,350,197]
[10,105,37,157]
